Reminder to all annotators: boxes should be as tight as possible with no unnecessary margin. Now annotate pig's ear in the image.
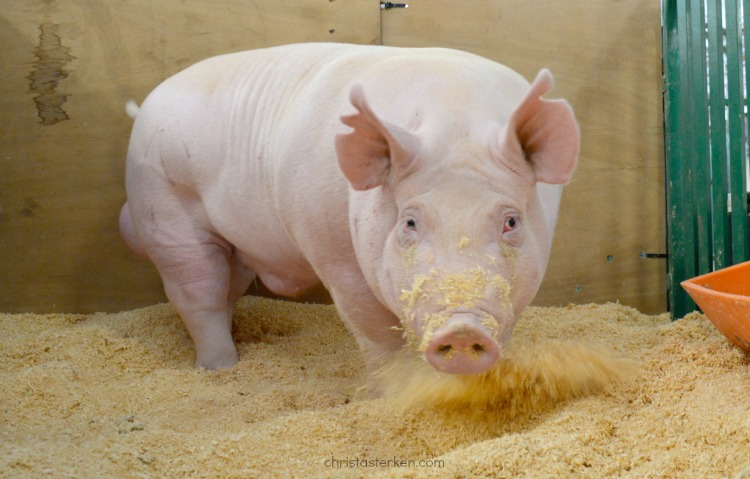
[502,69,580,184]
[336,84,420,190]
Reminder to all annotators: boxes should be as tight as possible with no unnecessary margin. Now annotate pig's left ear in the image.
[502,69,580,184]
[336,84,420,190]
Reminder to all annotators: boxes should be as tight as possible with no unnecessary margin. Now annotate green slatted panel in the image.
[663,0,696,318]
[688,0,712,277]
[662,0,750,319]
[725,0,750,262]
[707,0,730,271]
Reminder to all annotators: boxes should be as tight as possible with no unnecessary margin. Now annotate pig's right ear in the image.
[502,69,580,184]
[335,84,419,190]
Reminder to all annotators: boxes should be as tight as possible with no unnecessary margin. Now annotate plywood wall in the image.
[1,0,666,314]
[0,0,378,313]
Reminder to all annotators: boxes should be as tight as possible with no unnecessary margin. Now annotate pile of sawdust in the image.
[376,340,635,416]
[2,298,749,478]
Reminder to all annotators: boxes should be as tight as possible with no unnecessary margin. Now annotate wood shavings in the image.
[2,299,749,478]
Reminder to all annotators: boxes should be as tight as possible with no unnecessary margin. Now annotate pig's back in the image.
[130,42,527,215]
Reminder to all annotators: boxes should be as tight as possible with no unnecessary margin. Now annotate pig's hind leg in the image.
[119,203,147,257]
[152,242,239,369]
[142,202,252,370]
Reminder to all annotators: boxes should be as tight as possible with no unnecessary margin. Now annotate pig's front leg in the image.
[326,273,404,387]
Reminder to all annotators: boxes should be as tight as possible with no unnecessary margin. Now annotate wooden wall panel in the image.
[2,1,666,314]
[0,1,378,313]
[382,0,666,313]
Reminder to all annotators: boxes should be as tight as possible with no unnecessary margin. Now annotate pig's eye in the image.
[503,216,518,233]
[399,208,421,245]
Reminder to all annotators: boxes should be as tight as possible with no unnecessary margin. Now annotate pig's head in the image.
[335,70,579,375]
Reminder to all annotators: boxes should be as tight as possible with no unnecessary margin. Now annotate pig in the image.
[119,43,579,377]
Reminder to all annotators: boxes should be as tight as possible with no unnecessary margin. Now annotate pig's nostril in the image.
[437,344,453,355]
[435,343,487,357]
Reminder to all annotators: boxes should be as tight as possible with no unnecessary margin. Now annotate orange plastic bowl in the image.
[681,260,750,353]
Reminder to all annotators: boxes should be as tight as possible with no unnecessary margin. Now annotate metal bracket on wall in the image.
[640,252,668,259]
[380,2,409,10]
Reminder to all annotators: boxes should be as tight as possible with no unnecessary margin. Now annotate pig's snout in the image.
[424,315,499,375]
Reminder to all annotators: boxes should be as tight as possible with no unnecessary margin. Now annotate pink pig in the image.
[119,43,579,376]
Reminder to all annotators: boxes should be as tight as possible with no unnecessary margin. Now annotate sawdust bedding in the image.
[2,297,750,479]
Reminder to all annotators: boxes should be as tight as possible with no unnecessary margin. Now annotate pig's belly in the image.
[199,173,321,297]
[214,218,320,297]
[241,248,320,297]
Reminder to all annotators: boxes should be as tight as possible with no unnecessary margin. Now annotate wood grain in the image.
[1,0,665,314]
[0,0,377,312]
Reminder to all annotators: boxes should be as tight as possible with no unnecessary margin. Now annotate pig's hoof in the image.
[196,348,239,370]
[425,320,499,375]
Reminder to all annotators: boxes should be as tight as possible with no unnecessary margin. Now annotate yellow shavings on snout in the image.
[458,236,470,249]
[399,274,429,312]
[400,267,512,313]
[437,267,511,311]
[415,312,450,352]
[438,268,487,308]
[377,340,636,414]
[480,315,502,336]
[399,268,512,349]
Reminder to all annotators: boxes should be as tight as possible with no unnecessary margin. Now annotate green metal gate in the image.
[662,0,750,318]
